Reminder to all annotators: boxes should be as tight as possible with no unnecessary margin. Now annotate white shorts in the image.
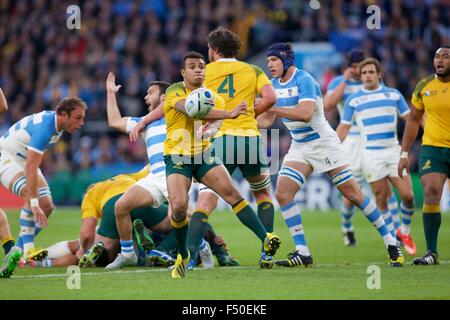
[0,151,25,190]
[134,171,168,207]
[341,134,364,179]
[362,145,401,183]
[283,134,348,173]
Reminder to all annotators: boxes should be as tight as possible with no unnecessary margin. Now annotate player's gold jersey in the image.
[81,166,149,220]
[412,74,450,148]
[205,59,272,137]
[163,81,225,156]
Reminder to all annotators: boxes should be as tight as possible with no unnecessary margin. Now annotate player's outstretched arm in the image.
[202,101,248,120]
[79,217,97,254]
[106,72,128,132]
[398,105,424,178]
[254,84,277,117]
[0,87,8,114]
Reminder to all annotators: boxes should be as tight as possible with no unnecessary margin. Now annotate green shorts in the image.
[97,194,169,239]
[164,149,221,181]
[213,135,268,178]
[419,145,450,178]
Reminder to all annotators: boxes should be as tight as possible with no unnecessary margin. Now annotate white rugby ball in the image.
[185,88,214,119]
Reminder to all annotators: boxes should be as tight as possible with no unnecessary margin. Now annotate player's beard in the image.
[436,67,450,78]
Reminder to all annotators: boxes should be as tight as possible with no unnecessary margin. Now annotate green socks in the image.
[423,212,441,254]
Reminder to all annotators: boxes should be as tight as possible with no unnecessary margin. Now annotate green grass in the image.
[1,207,449,300]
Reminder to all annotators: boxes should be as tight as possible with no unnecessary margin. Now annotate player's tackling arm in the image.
[335,123,351,142]
[254,84,277,117]
[0,87,8,114]
[106,72,128,132]
[129,104,164,142]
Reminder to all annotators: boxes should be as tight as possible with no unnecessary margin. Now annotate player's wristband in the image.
[30,198,39,207]
[400,151,408,159]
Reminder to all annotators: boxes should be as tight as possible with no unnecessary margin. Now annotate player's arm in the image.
[398,105,424,177]
[24,150,48,227]
[129,104,164,142]
[254,84,277,117]
[106,72,128,132]
[0,87,8,114]
[256,110,277,128]
[197,120,223,139]
[173,99,247,120]
[78,217,97,254]
[336,95,356,142]
[268,100,315,122]
[323,71,352,111]
[335,123,351,142]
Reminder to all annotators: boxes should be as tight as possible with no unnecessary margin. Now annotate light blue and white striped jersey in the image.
[342,86,410,149]
[271,68,335,143]
[127,117,166,175]
[326,75,364,135]
[0,111,62,160]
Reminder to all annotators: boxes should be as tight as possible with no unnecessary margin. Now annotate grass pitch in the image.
[1,207,449,300]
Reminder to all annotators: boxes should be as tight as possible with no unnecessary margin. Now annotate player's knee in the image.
[275,190,292,206]
[170,198,189,215]
[402,191,414,207]
[114,199,132,217]
[423,183,440,199]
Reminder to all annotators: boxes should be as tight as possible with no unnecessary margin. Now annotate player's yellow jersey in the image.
[81,166,149,220]
[205,59,272,137]
[163,81,225,156]
[411,74,450,148]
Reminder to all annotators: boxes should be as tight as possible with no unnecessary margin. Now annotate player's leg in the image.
[186,188,218,264]
[388,185,400,230]
[15,172,52,258]
[103,195,138,269]
[26,240,80,268]
[242,136,275,233]
[388,175,416,255]
[203,222,239,267]
[200,165,275,248]
[167,172,192,278]
[273,161,313,267]
[0,209,15,255]
[341,197,356,246]
[413,172,447,265]
[330,165,403,266]
[114,184,156,260]
[369,177,396,238]
[199,164,280,267]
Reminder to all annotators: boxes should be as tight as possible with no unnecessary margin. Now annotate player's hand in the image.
[229,101,247,118]
[31,205,48,228]
[129,121,145,142]
[343,68,353,81]
[398,158,409,178]
[106,72,122,93]
[196,122,214,139]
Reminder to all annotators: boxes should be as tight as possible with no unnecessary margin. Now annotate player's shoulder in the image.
[346,88,365,104]
[166,82,186,95]
[295,69,316,83]
[329,75,345,85]
[414,74,436,94]
[381,86,403,98]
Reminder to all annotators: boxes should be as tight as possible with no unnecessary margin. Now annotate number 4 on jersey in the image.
[218,75,236,98]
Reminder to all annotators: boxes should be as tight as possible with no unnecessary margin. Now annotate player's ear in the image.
[159,94,166,103]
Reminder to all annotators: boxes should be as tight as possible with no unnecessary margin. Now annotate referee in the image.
[398,46,450,265]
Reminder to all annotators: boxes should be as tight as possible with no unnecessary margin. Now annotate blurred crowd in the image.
[0,0,448,202]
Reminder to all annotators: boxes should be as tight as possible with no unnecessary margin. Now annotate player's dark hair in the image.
[55,97,87,116]
[207,27,242,58]
[148,81,171,96]
[438,45,450,50]
[359,57,382,74]
[181,51,206,69]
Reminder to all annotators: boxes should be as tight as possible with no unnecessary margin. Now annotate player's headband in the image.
[267,43,295,76]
